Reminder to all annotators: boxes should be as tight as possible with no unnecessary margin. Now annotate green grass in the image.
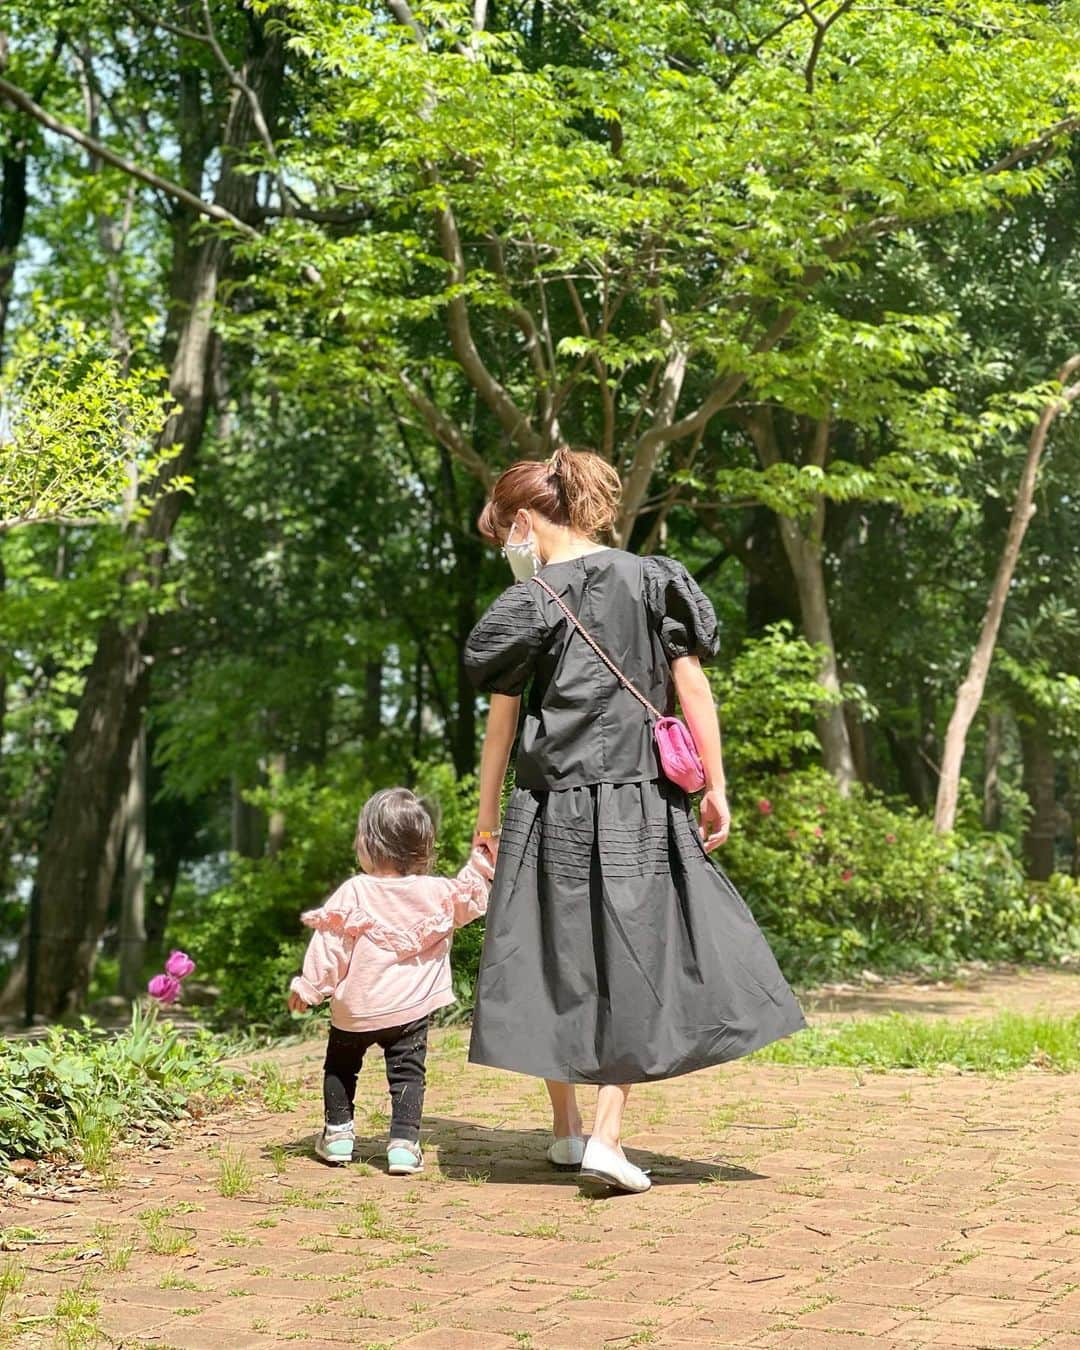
[0,1260,25,1319]
[74,1110,116,1178]
[256,1063,303,1114]
[53,1283,102,1348]
[216,1148,256,1198]
[138,1208,193,1256]
[91,1222,133,1273]
[752,1012,1080,1072]
[160,1274,201,1291]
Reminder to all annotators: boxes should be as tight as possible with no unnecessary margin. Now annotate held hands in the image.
[472,824,502,871]
[698,787,731,853]
[287,990,310,1015]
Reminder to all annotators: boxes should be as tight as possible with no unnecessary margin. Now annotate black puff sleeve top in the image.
[464,548,718,790]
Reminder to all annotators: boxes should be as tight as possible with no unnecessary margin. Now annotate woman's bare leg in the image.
[545,1079,583,1138]
[591,1084,631,1153]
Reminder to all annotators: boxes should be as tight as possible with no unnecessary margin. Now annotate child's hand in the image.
[470,848,496,881]
[287,990,310,1015]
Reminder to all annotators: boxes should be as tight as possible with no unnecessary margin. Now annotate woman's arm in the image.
[672,655,731,852]
[472,692,521,866]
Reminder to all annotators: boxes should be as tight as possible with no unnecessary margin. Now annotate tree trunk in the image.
[934,356,1080,833]
[11,620,149,1016]
[1020,714,1056,881]
[744,410,857,793]
[982,709,1003,832]
[118,722,147,997]
[411,650,425,771]
[0,17,286,1016]
[0,136,28,357]
[0,547,7,851]
[230,774,265,858]
[0,56,30,891]
[438,447,482,777]
[364,659,383,740]
[743,507,801,636]
[1069,764,1080,880]
[453,559,479,777]
[884,725,934,811]
[265,752,287,859]
[845,704,873,786]
[779,515,858,793]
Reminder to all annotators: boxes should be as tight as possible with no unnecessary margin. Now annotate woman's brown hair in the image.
[477,446,622,544]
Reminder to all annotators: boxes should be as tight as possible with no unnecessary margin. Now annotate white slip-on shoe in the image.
[579,1137,651,1193]
[546,1135,586,1170]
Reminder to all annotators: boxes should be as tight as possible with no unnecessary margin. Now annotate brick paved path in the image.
[3,1013,1079,1348]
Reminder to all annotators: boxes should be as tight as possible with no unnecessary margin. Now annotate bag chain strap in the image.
[531,576,665,721]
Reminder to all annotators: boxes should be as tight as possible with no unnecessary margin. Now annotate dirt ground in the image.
[801,964,1080,1021]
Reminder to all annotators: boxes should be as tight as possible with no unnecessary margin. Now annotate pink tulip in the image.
[757,798,773,815]
[165,950,196,979]
[147,973,181,1004]
[813,825,823,838]
[841,869,854,882]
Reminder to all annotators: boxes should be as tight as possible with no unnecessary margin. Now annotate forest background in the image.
[2,0,1080,1031]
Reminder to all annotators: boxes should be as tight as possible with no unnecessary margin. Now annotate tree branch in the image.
[200,0,292,216]
[486,233,556,437]
[436,204,544,455]
[395,371,494,488]
[387,0,542,456]
[564,275,616,459]
[983,115,1080,177]
[0,73,258,237]
[800,0,857,95]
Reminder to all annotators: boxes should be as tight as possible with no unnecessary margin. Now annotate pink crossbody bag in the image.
[531,576,707,794]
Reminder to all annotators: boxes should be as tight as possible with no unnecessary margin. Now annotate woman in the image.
[464,447,804,1193]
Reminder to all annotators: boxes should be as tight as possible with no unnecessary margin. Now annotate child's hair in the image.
[355,788,437,875]
[477,446,622,544]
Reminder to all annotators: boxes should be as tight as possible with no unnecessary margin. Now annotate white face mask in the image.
[503,519,540,582]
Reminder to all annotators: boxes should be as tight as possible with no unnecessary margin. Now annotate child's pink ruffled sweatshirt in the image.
[290,854,492,1032]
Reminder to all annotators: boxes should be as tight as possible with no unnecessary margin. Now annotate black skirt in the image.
[468,778,806,1084]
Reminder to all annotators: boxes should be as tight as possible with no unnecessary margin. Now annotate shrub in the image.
[722,767,1080,980]
[711,622,836,777]
[0,1003,238,1168]
[710,624,1080,980]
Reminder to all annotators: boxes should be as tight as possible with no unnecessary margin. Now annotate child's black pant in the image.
[323,1017,429,1143]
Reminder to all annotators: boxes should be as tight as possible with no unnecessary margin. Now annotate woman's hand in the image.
[474,694,519,875]
[472,825,502,872]
[287,990,309,1015]
[698,788,731,853]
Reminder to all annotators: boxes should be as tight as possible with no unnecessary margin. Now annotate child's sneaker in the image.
[315,1123,355,1166]
[386,1139,423,1175]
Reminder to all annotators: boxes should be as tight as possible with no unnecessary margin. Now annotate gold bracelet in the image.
[476,828,502,839]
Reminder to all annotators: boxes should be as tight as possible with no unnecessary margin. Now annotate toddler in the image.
[288,787,492,1173]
